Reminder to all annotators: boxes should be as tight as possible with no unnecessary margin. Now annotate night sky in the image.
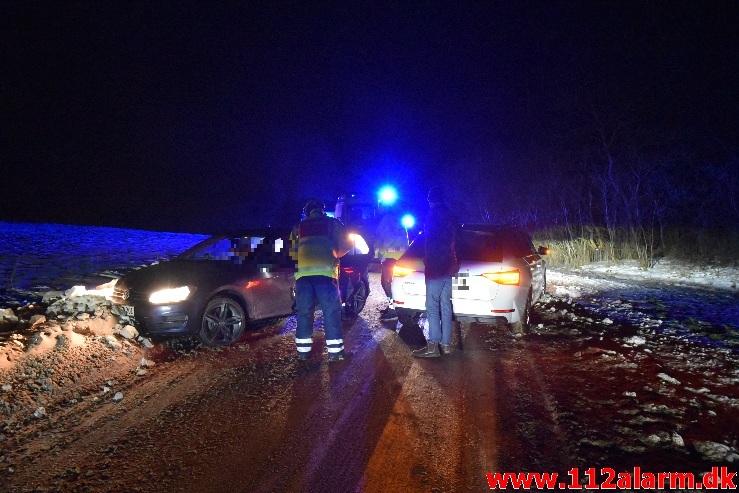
[2,1,737,233]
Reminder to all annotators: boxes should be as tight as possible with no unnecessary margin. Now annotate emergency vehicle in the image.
[332,188,416,316]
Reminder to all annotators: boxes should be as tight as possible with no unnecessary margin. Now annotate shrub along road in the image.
[1,273,737,492]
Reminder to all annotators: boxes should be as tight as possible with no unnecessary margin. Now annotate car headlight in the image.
[347,233,370,255]
[149,286,191,304]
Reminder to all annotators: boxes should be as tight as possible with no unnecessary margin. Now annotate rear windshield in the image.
[404,229,534,262]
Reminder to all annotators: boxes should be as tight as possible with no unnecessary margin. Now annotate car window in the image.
[180,233,296,271]
[347,204,376,221]
[402,229,533,262]
[250,235,296,269]
[457,231,511,261]
[518,233,537,255]
[190,238,234,260]
[189,236,269,262]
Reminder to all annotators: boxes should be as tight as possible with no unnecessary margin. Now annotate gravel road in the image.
[1,273,737,492]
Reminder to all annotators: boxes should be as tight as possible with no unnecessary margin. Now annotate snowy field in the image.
[0,221,207,307]
[549,260,739,351]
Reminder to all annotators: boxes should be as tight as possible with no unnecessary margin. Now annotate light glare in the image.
[149,286,191,304]
[348,233,370,254]
[392,265,416,277]
[378,186,398,205]
[401,214,415,229]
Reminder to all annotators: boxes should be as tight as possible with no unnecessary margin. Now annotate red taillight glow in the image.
[481,270,520,286]
[392,265,416,277]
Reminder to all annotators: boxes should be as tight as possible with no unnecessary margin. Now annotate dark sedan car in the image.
[110,227,372,346]
[111,228,297,346]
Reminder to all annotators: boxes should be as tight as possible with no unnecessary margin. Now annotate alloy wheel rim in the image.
[203,300,243,344]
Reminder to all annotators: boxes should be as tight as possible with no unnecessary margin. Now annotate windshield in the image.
[404,228,535,262]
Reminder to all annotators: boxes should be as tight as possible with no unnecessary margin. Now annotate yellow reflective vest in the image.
[290,211,352,280]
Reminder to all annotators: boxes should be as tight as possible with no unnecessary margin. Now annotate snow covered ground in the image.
[527,265,739,470]
[0,221,207,308]
[550,259,739,351]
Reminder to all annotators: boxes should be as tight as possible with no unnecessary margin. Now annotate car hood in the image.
[117,259,250,292]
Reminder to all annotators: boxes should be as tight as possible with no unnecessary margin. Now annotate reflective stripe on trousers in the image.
[295,337,312,353]
[326,339,344,354]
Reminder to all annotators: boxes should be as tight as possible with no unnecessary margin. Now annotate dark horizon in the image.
[2,1,737,234]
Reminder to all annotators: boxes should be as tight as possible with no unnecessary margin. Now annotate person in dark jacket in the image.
[414,186,459,358]
[290,199,353,362]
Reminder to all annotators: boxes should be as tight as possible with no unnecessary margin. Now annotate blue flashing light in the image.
[378,186,398,205]
[401,214,415,229]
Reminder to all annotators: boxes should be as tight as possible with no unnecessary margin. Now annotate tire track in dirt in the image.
[2,274,584,492]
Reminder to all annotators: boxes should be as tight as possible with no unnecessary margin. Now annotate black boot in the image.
[412,342,440,358]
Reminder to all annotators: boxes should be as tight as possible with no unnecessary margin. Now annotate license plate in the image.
[453,272,470,290]
[121,305,135,317]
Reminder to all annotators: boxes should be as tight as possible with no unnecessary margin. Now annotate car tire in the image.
[396,312,426,346]
[398,312,419,329]
[344,278,369,316]
[511,291,532,336]
[198,296,246,347]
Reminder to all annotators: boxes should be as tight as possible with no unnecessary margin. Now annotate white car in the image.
[390,224,548,334]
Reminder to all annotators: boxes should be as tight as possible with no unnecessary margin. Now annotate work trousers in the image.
[295,275,343,355]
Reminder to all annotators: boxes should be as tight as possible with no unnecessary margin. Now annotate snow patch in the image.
[555,285,582,298]
[657,373,681,385]
[624,336,646,346]
[692,441,734,462]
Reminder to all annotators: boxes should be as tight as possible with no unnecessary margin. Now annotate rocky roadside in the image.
[0,287,157,446]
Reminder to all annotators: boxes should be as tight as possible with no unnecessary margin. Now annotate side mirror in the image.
[537,246,550,255]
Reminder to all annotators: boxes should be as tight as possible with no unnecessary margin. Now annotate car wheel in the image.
[511,291,532,336]
[396,313,426,346]
[344,279,369,316]
[398,312,419,328]
[199,297,246,347]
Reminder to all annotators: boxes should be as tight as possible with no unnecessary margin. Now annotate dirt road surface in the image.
[2,273,737,492]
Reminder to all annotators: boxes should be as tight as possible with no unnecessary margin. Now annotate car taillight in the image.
[392,265,416,277]
[481,270,520,286]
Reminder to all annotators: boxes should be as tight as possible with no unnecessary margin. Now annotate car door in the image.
[243,233,296,319]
